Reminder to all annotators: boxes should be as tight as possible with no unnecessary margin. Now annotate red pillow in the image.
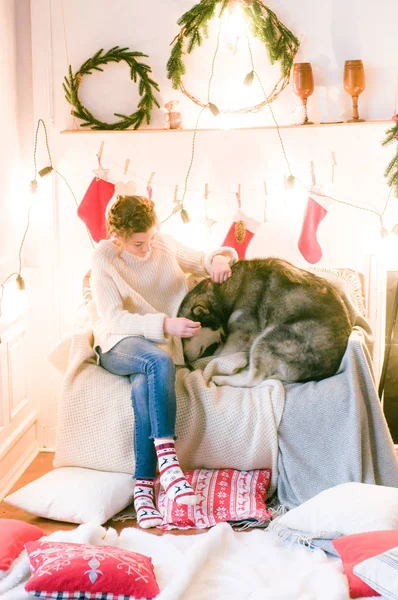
[155,468,271,530]
[332,530,398,598]
[25,540,159,599]
[0,519,43,573]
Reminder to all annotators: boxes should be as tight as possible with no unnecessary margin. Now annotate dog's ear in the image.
[192,304,210,317]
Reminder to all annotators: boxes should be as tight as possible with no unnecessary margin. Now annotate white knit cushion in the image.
[50,331,284,496]
[50,333,136,474]
[4,468,134,525]
[272,482,398,536]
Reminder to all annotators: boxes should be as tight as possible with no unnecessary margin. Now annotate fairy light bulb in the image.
[0,278,29,321]
[38,165,53,177]
[286,175,296,189]
[209,102,220,117]
[243,71,255,86]
[180,209,191,224]
[16,275,25,290]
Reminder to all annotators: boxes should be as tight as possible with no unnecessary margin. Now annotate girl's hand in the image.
[210,255,232,283]
[164,317,201,338]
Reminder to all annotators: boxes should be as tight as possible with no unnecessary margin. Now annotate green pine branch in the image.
[166,37,186,89]
[63,46,160,130]
[167,0,299,94]
[382,123,398,197]
[382,125,398,146]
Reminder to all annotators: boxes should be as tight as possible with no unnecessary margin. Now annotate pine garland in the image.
[167,0,299,111]
[382,115,398,198]
[63,46,160,130]
[245,2,298,78]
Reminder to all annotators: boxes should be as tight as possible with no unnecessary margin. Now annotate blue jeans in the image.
[97,336,177,479]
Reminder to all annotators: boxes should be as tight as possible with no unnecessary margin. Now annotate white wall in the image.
[0,0,40,495]
[26,0,398,445]
[0,0,33,275]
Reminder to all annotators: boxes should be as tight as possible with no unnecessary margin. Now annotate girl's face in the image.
[118,226,158,258]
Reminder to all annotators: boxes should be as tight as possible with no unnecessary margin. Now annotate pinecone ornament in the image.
[235,220,246,243]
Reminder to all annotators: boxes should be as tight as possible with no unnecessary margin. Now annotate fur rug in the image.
[0,521,380,600]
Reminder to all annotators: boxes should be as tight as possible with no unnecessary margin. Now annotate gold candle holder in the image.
[293,62,315,125]
[343,60,365,122]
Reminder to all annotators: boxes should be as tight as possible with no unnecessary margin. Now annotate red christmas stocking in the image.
[222,209,261,259]
[298,189,331,264]
[77,178,115,243]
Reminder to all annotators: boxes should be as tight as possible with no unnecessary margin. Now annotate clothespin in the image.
[203,183,216,229]
[93,141,109,180]
[263,180,268,222]
[147,171,155,200]
[310,160,316,186]
[124,158,130,176]
[331,152,337,184]
[172,184,181,212]
[236,184,241,208]
[97,141,104,166]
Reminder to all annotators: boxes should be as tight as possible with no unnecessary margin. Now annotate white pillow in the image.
[4,467,134,525]
[354,546,398,600]
[271,483,398,536]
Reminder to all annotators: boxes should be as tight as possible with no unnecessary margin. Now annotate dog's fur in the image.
[177,258,352,387]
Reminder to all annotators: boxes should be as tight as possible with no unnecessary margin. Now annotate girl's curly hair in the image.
[106,195,157,240]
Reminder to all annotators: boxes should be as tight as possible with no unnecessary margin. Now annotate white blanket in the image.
[175,353,284,494]
[49,331,284,494]
[0,521,362,600]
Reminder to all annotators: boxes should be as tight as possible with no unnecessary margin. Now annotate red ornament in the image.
[392,113,398,125]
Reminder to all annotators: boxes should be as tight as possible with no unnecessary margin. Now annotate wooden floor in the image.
[2,450,397,536]
[0,452,205,536]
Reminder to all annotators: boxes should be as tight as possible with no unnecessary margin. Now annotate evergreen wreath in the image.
[167,0,299,113]
[382,114,398,198]
[63,46,160,130]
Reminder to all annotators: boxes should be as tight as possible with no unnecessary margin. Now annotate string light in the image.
[0,203,32,318]
[243,70,254,86]
[0,119,92,319]
[209,102,221,117]
[97,11,391,235]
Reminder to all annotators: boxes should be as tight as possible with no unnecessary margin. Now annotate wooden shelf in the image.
[60,120,392,135]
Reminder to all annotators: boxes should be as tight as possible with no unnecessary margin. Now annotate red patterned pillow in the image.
[24,540,159,599]
[155,468,271,530]
[0,519,43,574]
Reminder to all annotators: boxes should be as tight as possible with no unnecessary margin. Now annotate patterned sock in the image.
[134,478,163,529]
[154,438,197,505]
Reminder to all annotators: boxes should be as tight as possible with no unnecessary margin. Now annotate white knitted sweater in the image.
[90,234,238,364]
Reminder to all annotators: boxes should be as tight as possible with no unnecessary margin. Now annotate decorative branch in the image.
[382,115,398,198]
[63,46,160,130]
[166,0,299,113]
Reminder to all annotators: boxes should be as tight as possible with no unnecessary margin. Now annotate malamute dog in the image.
[177,258,351,386]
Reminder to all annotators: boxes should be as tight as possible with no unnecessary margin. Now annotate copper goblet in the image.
[344,60,365,122]
[293,62,315,125]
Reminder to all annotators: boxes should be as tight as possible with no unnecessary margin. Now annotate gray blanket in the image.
[277,292,398,511]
